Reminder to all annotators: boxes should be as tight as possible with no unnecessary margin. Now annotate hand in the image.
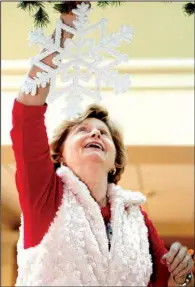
[51,13,77,47]
[52,2,91,46]
[60,1,91,27]
[61,12,77,28]
[162,242,194,280]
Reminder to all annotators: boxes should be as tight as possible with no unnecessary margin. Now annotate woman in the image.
[11,11,194,287]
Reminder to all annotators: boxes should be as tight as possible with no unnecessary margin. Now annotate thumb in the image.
[161,253,168,264]
[162,253,168,260]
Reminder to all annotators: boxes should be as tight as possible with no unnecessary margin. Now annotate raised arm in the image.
[17,13,76,106]
[11,13,76,214]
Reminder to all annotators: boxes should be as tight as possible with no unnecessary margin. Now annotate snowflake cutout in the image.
[22,2,134,119]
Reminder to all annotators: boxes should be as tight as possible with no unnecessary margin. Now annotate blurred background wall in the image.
[1,2,194,286]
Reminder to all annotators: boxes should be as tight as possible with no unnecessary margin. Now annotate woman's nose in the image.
[90,129,101,138]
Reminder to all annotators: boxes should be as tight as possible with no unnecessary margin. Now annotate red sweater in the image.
[10,99,169,286]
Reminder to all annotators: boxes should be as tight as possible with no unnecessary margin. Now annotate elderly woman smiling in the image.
[11,12,194,287]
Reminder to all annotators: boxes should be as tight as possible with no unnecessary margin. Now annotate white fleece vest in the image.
[16,166,152,286]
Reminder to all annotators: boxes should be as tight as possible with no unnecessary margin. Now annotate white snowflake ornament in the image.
[21,2,134,119]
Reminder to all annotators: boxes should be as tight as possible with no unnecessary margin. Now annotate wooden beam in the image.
[126,145,194,165]
[2,59,194,75]
[1,203,21,230]
[1,145,15,165]
[1,229,19,244]
[1,145,194,165]
[154,221,194,237]
[161,236,195,249]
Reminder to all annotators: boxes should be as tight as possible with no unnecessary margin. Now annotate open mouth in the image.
[85,142,104,151]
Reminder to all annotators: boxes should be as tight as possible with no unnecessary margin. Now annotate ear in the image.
[109,166,116,176]
[112,167,116,175]
[112,163,116,174]
[60,155,67,166]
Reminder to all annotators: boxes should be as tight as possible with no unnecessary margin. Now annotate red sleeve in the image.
[141,210,170,287]
[10,99,63,248]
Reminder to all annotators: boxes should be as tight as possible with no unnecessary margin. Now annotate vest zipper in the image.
[105,204,121,285]
[107,223,112,251]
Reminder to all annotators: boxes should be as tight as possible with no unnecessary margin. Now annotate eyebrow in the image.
[73,122,111,135]
[99,127,110,134]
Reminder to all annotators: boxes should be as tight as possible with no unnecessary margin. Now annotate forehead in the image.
[71,117,111,133]
[81,117,108,128]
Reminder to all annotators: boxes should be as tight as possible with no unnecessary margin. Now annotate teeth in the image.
[86,143,103,150]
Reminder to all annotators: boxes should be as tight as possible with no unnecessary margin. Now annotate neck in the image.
[74,165,108,207]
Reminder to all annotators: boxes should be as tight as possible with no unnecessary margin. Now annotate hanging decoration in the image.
[20,2,133,119]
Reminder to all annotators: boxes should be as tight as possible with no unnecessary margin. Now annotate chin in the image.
[84,150,105,162]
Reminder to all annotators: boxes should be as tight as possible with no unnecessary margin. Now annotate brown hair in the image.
[50,104,126,184]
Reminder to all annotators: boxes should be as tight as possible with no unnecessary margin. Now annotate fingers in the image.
[163,242,181,265]
[168,245,188,273]
[61,13,77,27]
[172,253,192,278]
[162,242,195,280]
[175,258,194,279]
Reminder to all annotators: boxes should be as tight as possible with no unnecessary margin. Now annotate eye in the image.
[100,129,108,136]
[77,126,87,133]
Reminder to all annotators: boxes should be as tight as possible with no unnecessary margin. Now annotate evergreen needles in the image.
[17,1,194,28]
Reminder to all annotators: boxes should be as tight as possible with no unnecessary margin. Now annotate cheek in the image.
[62,136,83,161]
[112,145,117,162]
[107,140,116,161]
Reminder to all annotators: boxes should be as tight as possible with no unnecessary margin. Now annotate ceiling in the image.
[1,2,194,60]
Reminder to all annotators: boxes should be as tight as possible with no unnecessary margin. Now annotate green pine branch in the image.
[164,1,195,16]
[97,1,122,8]
[33,7,50,28]
[17,1,122,27]
[53,2,80,14]
[183,2,195,16]
[17,1,50,28]
[17,1,194,28]
[17,1,44,12]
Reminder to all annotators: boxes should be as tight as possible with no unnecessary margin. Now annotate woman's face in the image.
[61,118,116,175]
